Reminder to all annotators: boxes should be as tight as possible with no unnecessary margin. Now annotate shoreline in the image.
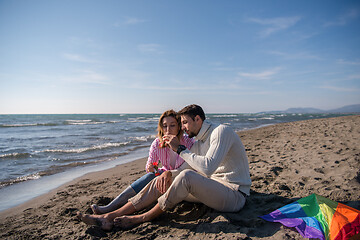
[0,122,276,213]
[1,115,359,239]
[0,147,149,213]
[0,157,148,220]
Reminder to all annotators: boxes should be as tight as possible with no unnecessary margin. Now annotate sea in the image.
[0,113,353,211]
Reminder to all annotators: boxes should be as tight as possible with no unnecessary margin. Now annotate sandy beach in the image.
[1,115,359,240]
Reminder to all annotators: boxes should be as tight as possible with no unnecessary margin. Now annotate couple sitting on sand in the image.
[77,104,252,230]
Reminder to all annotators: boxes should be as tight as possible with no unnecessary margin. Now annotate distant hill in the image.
[284,107,324,113]
[328,104,360,113]
[259,104,360,114]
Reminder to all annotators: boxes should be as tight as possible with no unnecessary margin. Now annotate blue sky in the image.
[0,0,359,114]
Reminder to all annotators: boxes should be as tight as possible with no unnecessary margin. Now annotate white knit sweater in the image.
[171,120,252,196]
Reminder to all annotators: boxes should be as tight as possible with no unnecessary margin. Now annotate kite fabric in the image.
[260,194,360,240]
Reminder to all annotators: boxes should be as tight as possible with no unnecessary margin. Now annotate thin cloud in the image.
[324,9,359,27]
[125,17,147,25]
[129,85,195,91]
[348,74,360,80]
[63,53,95,63]
[337,59,360,65]
[118,76,253,92]
[246,16,301,37]
[131,84,275,94]
[214,67,238,71]
[62,70,110,85]
[67,37,102,49]
[209,62,225,67]
[268,51,322,60]
[319,85,359,92]
[114,17,147,27]
[126,84,250,92]
[210,62,239,71]
[137,44,163,54]
[238,67,282,80]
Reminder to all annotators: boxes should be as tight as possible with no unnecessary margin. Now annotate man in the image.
[77,104,251,230]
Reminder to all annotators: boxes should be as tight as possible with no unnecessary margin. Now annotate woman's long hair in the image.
[157,109,182,148]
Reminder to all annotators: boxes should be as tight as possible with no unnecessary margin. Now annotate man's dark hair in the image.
[178,104,206,121]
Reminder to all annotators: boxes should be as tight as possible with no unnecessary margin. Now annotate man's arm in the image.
[180,125,233,176]
[169,161,192,177]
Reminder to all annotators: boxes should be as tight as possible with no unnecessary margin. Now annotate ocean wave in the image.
[65,120,108,125]
[39,142,131,154]
[0,161,95,188]
[0,119,121,128]
[37,161,100,176]
[211,114,238,118]
[64,119,122,126]
[127,117,158,123]
[258,117,275,120]
[127,145,150,152]
[46,136,155,155]
[108,120,121,124]
[0,173,41,188]
[0,149,144,188]
[129,135,156,142]
[65,119,92,124]
[247,117,275,121]
[130,126,152,132]
[0,152,31,159]
[0,123,59,128]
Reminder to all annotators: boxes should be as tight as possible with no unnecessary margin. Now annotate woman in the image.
[90,109,194,214]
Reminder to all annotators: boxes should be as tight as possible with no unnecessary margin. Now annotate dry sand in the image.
[1,115,359,240]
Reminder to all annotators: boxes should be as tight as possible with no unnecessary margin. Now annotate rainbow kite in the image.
[260,194,360,240]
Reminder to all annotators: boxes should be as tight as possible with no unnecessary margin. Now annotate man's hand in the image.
[156,171,173,194]
[146,163,155,173]
[162,134,180,152]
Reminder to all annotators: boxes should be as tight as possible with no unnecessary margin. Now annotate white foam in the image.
[0,147,148,212]
[211,114,238,118]
[39,142,130,154]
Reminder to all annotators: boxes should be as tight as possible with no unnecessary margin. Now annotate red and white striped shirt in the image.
[146,134,194,172]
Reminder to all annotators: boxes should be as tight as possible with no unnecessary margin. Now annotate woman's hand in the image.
[156,171,172,194]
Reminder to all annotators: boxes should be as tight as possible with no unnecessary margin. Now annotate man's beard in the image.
[186,131,196,138]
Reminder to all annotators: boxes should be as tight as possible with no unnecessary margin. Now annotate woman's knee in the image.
[131,172,156,193]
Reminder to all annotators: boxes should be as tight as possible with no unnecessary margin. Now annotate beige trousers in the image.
[129,169,246,213]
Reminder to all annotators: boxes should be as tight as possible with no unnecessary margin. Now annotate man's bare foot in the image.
[91,204,103,215]
[76,212,113,231]
[113,215,143,229]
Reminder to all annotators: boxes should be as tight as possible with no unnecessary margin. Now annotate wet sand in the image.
[1,115,359,239]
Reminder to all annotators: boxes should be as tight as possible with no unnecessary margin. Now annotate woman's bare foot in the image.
[113,215,143,229]
[76,212,113,231]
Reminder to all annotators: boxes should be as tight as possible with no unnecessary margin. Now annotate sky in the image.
[0,0,359,114]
